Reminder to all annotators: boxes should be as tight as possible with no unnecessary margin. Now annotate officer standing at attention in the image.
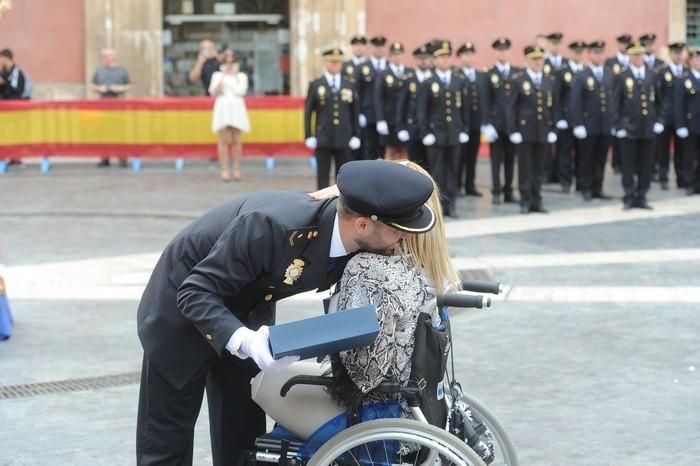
[507,45,559,214]
[357,36,388,160]
[673,48,700,195]
[304,48,361,189]
[554,40,587,193]
[482,37,519,205]
[375,41,410,160]
[640,33,666,72]
[605,34,632,174]
[417,40,470,218]
[610,41,665,210]
[569,40,615,201]
[455,41,485,196]
[397,43,434,169]
[544,32,565,73]
[136,159,437,466]
[657,42,687,190]
[343,35,367,82]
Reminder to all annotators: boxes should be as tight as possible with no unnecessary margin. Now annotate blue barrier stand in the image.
[309,156,317,169]
[266,156,275,170]
[132,158,142,172]
[40,156,51,173]
[175,158,185,171]
[0,160,7,174]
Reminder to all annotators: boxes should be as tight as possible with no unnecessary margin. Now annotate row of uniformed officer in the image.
[375,41,410,160]
[657,42,687,189]
[673,49,700,194]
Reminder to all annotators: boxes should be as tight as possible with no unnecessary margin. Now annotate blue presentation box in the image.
[268,305,379,360]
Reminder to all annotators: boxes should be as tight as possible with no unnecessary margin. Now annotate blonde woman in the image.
[209,48,250,181]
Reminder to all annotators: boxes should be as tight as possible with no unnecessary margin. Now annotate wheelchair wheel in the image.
[307,418,486,466]
[457,393,519,466]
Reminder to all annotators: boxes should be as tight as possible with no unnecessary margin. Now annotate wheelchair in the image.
[243,280,518,466]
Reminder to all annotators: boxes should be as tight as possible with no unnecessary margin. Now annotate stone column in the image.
[290,0,367,96]
[668,0,687,43]
[84,0,163,98]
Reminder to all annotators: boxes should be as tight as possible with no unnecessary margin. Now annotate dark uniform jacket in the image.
[137,194,342,390]
[659,64,686,128]
[605,55,628,76]
[417,73,468,147]
[454,67,484,132]
[482,65,521,133]
[342,59,363,88]
[304,76,360,149]
[646,56,667,74]
[374,65,410,129]
[356,60,384,123]
[674,70,700,134]
[569,66,615,136]
[556,61,583,122]
[610,67,665,139]
[506,70,559,143]
[396,70,431,140]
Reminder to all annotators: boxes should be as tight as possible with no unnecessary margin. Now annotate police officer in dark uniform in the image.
[657,42,687,190]
[569,40,615,201]
[417,40,470,217]
[397,43,434,169]
[554,40,587,193]
[375,41,410,160]
[455,41,485,196]
[357,36,388,160]
[343,35,367,83]
[673,49,700,194]
[135,159,437,466]
[304,48,360,189]
[610,41,665,210]
[605,34,632,173]
[507,45,559,214]
[640,33,666,72]
[544,32,565,73]
[482,37,519,205]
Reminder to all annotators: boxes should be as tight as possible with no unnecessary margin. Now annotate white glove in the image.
[611,128,617,136]
[616,129,627,138]
[236,326,299,372]
[304,137,318,150]
[459,132,470,144]
[397,130,410,142]
[573,125,588,139]
[358,114,367,128]
[556,119,569,130]
[481,124,498,143]
[348,136,361,150]
[376,120,389,135]
[509,132,523,144]
[422,133,436,146]
[677,127,690,139]
[653,122,664,135]
[547,132,558,144]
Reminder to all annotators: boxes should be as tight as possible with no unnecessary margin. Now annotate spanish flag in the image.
[0,276,13,340]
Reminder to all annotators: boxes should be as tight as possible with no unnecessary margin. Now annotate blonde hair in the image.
[395,160,461,292]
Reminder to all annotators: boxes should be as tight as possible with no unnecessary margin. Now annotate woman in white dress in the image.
[209,48,250,181]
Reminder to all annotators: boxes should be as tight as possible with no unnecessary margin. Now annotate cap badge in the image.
[283,259,305,285]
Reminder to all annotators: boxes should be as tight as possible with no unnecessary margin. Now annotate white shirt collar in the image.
[617,52,629,65]
[526,68,542,82]
[415,68,431,82]
[496,62,510,74]
[589,64,603,74]
[462,66,475,79]
[671,62,683,76]
[371,57,386,70]
[324,72,340,87]
[329,213,349,258]
[389,63,404,76]
[551,55,562,67]
[352,56,365,65]
[692,68,700,80]
[629,63,645,78]
[436,69,451,83]
[569,60,582,72]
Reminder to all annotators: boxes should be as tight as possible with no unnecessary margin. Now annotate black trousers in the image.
[611,137,622,171]
[620,138,654,202]
[315,148,349,189]
[408,138,429,171]
[517,142,547,207]
[658,126,684,184]
[489,132,516,196]
[362,125,385,160]
[136,355,265,466]
[578,134,610,195]
[458,128,482,192]
[427,145,460,213]
[681,134,700,190]
[556,128,577,187]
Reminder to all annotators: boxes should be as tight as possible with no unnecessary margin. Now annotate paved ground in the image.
[1,157,699,465]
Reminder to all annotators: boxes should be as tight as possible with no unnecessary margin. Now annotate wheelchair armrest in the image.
[279,375,335,397]
[375,380,423,406]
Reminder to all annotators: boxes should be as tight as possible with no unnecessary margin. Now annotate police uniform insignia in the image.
[490,73,499,85]
[522,81,532,94]
[362,65,370,76]
[341,88,353,102]
[613,64,621,75]
[564,71,572,83]
[346,65,354,75]
[685,79,693,90]
[283,259,305,285]
[587,76,595,90]
[386,75,394,86]
[625,77,634,90]
[665,71,672,82]
[409,81,417,93]
[431,82,440,93]
[544,63,551,75]
[318,85,326,97]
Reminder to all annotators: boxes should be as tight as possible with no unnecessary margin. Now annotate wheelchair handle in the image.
[461,279,503,295]
[437,293,491,309]
[279,375,335,397]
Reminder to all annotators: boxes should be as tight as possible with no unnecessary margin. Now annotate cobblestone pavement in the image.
[1,158,699,465]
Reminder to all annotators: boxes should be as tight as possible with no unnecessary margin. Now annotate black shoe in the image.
[686,187,695,196]
[562,184,572,194]
[660,181,669,190]
[593,192,613,200]
[623,198,634,210]
[97,159,110,167]
[583,191,593,201]
[638,199,653,210]
[492,196,502,205]
[119,159,128,168]
[530,204,549,214]
[465,188,483,197]
[8,159,22,165]
[520,204,530,214]
[503,192,517,203]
